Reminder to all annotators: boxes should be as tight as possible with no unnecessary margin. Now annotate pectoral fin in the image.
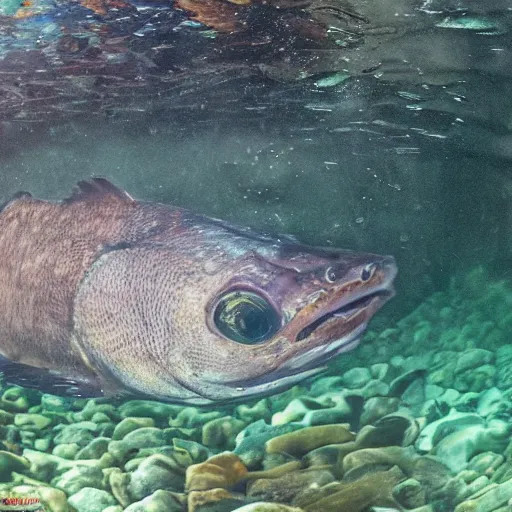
[0,356,103,398]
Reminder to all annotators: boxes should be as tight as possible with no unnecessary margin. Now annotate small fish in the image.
[0,178,396,405]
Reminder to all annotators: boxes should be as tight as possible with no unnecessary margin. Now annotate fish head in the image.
[72,217,397,405]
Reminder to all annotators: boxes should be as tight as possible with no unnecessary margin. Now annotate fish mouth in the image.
[295,288,394,343]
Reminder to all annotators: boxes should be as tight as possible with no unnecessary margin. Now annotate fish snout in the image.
[323,254,397,286]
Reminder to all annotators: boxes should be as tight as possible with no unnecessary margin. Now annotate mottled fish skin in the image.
[0,179,397,405]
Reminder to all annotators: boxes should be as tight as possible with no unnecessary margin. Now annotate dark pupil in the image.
[214,292,280,345]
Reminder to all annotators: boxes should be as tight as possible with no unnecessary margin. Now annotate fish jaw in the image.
[197,252,397,401]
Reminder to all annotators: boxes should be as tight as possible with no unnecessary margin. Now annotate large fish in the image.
[0,178,396,405]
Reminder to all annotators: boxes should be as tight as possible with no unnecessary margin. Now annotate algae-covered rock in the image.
[14,413,52,430]
[236,400,272,424]
[231,504,304,511]
[360,397,400,427]
[109,469,132,508]
[53,464,105,495]
[108,427,167,461]
[112,418,155,440]
[0,451,30,481]
[169,407,223,428]
[341,368,372,389]
[118,401,182,422]
[265,424,354,457]
[188,488,249,512]
[53,422,99,446]
[41,394,71,413]
[124,489,184,512]
[392,477,426,508]
[293,465,405,511]
[356,413,419,448]
[202,416,246,450]
[68,487,117,512]
[434,420,509,473]
[52,443,80,459]
[128,453,186,500]
[247,468,335,502]
[234,421,303,468]
[1,387,30,413]
[186,452,248,491]
[75,437,110,460]
[415,409,484,452]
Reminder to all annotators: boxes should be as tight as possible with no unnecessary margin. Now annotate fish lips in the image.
[276,255,397,368]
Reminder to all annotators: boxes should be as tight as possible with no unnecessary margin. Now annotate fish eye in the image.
[213,291,280,345]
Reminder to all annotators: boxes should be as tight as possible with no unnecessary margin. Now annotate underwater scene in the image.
[0,0,511,511]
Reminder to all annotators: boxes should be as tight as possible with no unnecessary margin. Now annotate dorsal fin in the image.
[64,178,136,204]
[0,191,33,212]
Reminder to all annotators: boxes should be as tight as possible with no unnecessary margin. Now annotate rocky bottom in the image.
[0,266,510,512]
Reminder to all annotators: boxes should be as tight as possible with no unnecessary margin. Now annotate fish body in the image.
[0,179,396,405]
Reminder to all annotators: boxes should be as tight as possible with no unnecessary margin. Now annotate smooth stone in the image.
[103,508,123,512]
[91,413,112,424]
[124,490,184,512]
[0,410,14,425]
[361,380,390,398]
[34,438,52,452]
[304,442,358,477]
[68,487,117,512]
[424,385,444,401]
[35,486,69,512]
[108,428,168,461]
[392,478,426,508]
[74,401,118,422]
[468,452,504,475]
[109,469,132,508]
[1,387,30,413]
[235,399,272,424]
[187,488,248,512]
[232,503,304,511]
[356,413,419,448]
[118,401,182,422]
[14,414,52,430]
[41,395,70,413]
[415,409,484,452]
[52,443,80,459]
[342,446,417,476]
[496,345,512,388]
[438,389,461,407]
[454,476,512,512]
[360,398,400,427]
[370,363,389,380]
[293,465,405,511]
[53,422,99,446]
[266,424,354,457]
[477,388,503,417]
[434,421,509,473]
[186,453,248,491]
[169,408,223,429]
[389,370,427,398]
[0,451,30,481]
[234,421,303,468]
[112,418,156,441]
[75,437,110,460]
[454,349,494,374]
[411,456,452,492]
[128,454,186,499]
[342,368,372,389]
[53,465,105,495]
[247,469,334,502]
[202,416,246,450]
[453,364,497,393]
[271,397,328,426]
